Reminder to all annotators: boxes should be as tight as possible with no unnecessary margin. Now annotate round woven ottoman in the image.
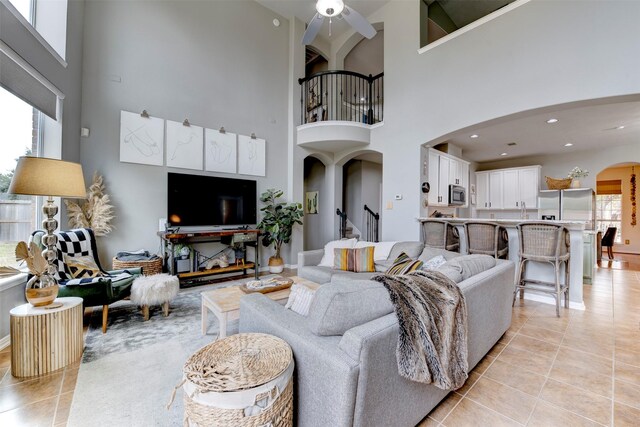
[130,273,179,320]
[182,333,294,427]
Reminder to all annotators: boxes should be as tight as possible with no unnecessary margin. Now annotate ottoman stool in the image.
[130,273,179,320]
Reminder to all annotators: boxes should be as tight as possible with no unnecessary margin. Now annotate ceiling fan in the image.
[302,0,377,45]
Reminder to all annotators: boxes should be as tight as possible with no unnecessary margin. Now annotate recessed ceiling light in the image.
[564,143,573,147]
[616,125,625,130]
[546,118,559,124]
[470,134,479,139]
[500,152,508,156]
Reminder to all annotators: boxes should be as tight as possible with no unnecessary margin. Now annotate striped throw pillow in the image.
[386,252,424,275]
[333,246,375,273]
[285,284,316,316]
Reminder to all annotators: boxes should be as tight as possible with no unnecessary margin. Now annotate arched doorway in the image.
[596,162,640,259]
[303,155,328,250]
[338,150,383,242]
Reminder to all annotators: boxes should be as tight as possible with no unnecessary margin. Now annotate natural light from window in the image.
[9,0,32,22]
[596,194,622,244]
[0,86,40,268]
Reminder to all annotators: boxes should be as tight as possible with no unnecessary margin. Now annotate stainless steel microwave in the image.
[449,185,466,206]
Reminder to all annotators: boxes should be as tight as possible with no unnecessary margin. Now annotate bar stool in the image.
[421,219,460,252]
[464,222,509,259]
[514,222,570,317]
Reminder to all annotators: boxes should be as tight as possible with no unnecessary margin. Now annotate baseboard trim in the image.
[0,335,10,351]
[523,293,585,311]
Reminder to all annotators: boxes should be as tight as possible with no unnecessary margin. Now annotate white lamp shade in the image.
[8,156,86,198]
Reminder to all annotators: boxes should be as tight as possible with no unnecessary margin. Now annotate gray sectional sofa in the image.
[239,242,515,427]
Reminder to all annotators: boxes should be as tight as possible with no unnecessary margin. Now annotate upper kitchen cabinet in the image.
[476,166,541,210]
[425,148,470,207]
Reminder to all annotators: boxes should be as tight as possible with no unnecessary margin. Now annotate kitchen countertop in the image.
[417,217,587,231]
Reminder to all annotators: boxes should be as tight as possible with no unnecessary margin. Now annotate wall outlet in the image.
[625,239,630,245]
[395,194,402,200]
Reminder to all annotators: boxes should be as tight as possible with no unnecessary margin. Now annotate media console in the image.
[159,229,260,284]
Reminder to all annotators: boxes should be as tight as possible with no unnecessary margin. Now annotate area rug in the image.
[67,279,253,426]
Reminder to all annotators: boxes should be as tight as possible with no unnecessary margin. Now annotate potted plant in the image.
[257,189,304,273]
[567,166,589,188]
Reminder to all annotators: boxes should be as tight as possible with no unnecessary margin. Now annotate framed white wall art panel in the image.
[204,129,236,173]
[237,135,265,177]
[119,110,164,166]
[166,120,204,170]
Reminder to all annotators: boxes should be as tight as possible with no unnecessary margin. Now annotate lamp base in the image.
[25,274,59,307]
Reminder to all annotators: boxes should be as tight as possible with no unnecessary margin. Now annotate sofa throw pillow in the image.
[318,238,358,267]
[422,255,447,270]
[285,284,316,316]
[63,254,103,279]
[444,255,497,281]
[333,246,375,273]
[385,252,423,275]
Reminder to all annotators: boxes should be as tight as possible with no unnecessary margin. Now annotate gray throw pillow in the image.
[444,254,497,281]
[307,279,394,336]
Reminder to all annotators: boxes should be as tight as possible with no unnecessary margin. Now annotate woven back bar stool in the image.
[514,222,570,317]
[421,219,460,252]
[464,222,509,259]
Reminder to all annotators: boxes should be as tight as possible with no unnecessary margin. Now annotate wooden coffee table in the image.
[201,276,320,337]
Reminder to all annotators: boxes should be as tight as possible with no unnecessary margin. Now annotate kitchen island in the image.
[419,218,586,309]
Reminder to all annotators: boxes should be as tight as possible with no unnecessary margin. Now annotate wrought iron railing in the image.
[299,71,384,125]
[364,204,380,242]
[336,208,348,239]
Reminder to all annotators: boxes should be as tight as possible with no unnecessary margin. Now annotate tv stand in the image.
[159,229,260,283]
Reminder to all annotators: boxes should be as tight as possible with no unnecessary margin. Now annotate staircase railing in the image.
[364,204,380,242]
[299,70,384,125]
[336,208,348,239]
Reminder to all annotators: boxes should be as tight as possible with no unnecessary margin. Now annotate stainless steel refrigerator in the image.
[538,188,596,230]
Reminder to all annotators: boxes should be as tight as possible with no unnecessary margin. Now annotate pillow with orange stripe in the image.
[385,252,424,275]
[333,246,375,273]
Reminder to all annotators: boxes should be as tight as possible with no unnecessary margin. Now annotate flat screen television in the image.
[167,172,257,227]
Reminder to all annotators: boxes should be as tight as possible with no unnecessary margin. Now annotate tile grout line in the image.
[610,270,617,427]
[50,367,67,427]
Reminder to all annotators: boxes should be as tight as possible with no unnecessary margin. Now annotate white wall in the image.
[332,0,640,241]
[344,30,384,76]
[79,0,290,266]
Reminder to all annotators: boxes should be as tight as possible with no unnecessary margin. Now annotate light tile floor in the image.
[1,264,639,426]
[419,264,640,426]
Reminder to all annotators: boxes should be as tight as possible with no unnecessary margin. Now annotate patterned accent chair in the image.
[30,228,141,333]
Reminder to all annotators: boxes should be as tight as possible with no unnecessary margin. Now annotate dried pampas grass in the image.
[65,172,115,236]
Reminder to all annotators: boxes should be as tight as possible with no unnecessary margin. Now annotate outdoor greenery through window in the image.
[0,86,41,268]
[596,194,622,244]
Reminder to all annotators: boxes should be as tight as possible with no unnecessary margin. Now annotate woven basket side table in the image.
[10,297,84,378]
[182,333,294,427]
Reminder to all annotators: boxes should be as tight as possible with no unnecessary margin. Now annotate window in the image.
[8,0,33,23]
[0,86,41,268]
[596,194,622,244]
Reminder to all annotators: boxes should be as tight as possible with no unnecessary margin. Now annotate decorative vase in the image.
[571,179,581,188]
[25,274,59,307]
[268,256,284,274]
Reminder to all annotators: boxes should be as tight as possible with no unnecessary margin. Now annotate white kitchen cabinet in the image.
[438,156,450,205]
[426,148,470,207]
[519,167,540,209]
[502,169,520,209]
[475,166,541,210]
[476,172,489,209]
[427,151,440,206]
[489,171,504,209]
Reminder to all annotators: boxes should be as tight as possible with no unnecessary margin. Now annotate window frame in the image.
[596,194,622,244]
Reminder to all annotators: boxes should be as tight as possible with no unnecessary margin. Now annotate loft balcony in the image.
[297,70,383,152]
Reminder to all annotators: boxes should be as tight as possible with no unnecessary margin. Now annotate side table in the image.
[10,297,84,378]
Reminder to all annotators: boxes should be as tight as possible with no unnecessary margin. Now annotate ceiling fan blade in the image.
[342,5,376,39]
[302,13,325,45]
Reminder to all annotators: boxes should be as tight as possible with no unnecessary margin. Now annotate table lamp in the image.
[8,156,86,305]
